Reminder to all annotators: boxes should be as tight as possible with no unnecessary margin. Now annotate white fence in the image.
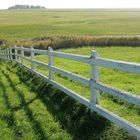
[0,46,140,139]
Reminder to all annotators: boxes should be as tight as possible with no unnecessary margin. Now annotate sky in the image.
[0,0,140,9]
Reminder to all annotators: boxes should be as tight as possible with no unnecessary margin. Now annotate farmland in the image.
[28,46,140,126]
[0,9,140,140]
[0,9,140,43]
[0,55,138,140]
[0,46,140,139]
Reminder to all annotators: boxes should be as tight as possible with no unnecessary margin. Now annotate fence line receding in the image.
[0,46,140,139]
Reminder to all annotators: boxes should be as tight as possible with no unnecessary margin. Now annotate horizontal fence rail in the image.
[0,46,140,139]
[93,58,140,74]
[93,82,140,106]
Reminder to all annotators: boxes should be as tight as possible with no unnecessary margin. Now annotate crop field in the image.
[0,9,140,140]
[0,9,140,42]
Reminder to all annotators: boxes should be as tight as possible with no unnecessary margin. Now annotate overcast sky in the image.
[0,0,140,9]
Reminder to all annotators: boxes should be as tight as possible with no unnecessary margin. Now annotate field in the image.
[0,9,140,42]
[27,46,140,126]
[0,46,140,139]
[0,9,140,140]
[0,62,72,139]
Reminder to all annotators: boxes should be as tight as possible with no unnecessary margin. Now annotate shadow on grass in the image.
[1,69,49,140]
[6,62,136,140]
[0,79,24,139]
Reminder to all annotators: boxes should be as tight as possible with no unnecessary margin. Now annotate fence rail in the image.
[0,46,140,139]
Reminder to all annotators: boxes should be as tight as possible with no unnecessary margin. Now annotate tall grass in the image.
[16,35,140,50]
[0,39,5,46]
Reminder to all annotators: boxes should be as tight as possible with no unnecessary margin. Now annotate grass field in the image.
[0,62,72,140]
[21,46,140,127]
[0,9,140,140]
[0,9,140,42]
[0,60,138,140]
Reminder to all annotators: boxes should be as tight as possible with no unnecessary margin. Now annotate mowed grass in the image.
[0,9,140,42]
[0,62,72,140]
[22,46,140,127]
[1,61,137,140]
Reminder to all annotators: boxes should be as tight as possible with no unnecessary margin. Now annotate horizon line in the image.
[1,7,140,10]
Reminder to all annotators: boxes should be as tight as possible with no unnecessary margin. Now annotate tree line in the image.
[8,5,46,10]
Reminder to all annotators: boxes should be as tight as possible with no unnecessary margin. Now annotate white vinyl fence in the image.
[0,46,140,139]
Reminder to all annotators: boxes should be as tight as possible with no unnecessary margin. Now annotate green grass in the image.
[23,46,140,128]
[1,61,137,140]
[0,62,72,140]
[0,9,140,42]
[0,8,140,140]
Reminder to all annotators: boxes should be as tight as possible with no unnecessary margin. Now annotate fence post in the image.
[8,48,10,60]
[21,46,24,64]
[6,49,8,60]
[4,49,6,59]
[3,50,5,59]
[90,50,100,110]
[30,46,35,70]
[2,50,4,59]
[10,48,13,60]
[48,47,54,80]
[14,45,17,60]
[3,48,8,59]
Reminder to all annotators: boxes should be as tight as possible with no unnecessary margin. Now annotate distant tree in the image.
[8,5,46,10]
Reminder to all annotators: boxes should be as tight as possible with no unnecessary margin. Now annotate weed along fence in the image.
[0,46,140,139]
